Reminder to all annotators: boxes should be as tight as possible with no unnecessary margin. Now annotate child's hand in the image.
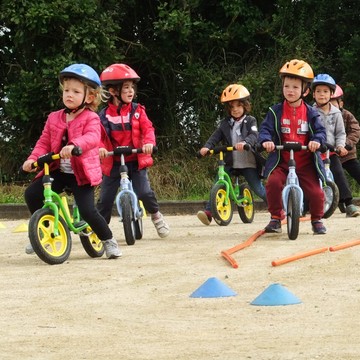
[60,145,75,159]
[262,141,275,153]
[22,159,36,173]
[234,142,247,151]
[199,147,210,156]
[142,144,154,154]
[308,141,320,152]
[99,147,108,159]
[337,146,348,157]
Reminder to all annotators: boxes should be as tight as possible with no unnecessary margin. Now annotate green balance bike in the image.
[26,148,104,265]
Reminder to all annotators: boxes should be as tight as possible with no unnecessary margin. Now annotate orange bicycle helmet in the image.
[100,63,140,87]
[220,84,250,103]
[279,59,314,82]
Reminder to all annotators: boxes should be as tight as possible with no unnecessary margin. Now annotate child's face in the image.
[62,78,92,110]
[282,77,304,103]
[313,85,332,105]
[228,100,244,118]
[120,80,135,104]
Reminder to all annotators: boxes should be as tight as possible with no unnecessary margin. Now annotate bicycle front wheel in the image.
[237,183,254,223]
[79,226,105,258]
[121,193,136,245]
[28,208,72,265]
[323,181,339,219]
[210,183,233,226]
[287,187,301,240]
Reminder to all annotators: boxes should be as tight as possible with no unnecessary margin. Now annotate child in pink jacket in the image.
[22,64,121,259]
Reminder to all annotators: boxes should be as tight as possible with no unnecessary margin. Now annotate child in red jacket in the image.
[22,64,121,259]
[97,63,169,238]
[258,59,327,235]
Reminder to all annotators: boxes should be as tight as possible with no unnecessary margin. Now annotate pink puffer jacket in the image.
[27,109,103,186]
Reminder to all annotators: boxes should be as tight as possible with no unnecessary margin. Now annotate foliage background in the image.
[1,0,359,198]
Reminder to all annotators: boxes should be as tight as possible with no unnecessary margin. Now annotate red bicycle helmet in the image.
[100,63,140,87]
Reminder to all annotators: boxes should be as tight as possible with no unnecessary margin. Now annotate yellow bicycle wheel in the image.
[237,184,254,223]
[29,208,71,265]
[210,183,233,226]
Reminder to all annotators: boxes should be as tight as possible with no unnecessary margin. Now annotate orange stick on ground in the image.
[221,229,265,268]
[329,239,360,252]
[271,246,328,267]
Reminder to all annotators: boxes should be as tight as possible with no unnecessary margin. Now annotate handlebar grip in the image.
[72,146,82,156]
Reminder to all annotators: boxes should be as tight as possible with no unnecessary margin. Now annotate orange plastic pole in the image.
[271,246,328,267]
[221,229,265,268]
[329,239,360,252]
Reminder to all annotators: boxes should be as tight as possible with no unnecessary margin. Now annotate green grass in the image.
[2,152,360,203]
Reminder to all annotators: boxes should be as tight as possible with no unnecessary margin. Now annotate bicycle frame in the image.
[115,157,142,222]
[40,162,89,237]
[212,146,252,207]
[281,148,304,215]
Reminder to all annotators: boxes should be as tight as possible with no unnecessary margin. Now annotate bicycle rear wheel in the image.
[28,208,72,265]
[121,193,136,245]
[210,183,233,226]
[323,181,339,219]
[79,226,105,258]
[237,183,254,223]
[287,187,301,240]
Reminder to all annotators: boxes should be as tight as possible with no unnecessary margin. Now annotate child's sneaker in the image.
[264,219,282,233]
[311,220,326,235]
[102,238,122,259]
[152,213,170,238]
[345,204,360,217]
[197,210,212,225]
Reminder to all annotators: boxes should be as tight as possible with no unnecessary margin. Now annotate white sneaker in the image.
[102,239,122,259]
[25,243,35,254]
[152,213,170,238]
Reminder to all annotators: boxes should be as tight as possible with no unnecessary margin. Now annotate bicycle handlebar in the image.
[196,144,251,158]
[31,146,82,169]
[256,142,328,153]
[107,146,158,156]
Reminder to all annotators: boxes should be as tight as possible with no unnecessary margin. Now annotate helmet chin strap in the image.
[64,86,88,114]
[285,81,309,104]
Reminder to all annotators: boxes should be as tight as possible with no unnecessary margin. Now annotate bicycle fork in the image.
[282,151,304,214]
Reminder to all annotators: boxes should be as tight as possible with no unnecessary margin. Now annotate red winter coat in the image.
[99,102,156,176]
[27,109,103,186]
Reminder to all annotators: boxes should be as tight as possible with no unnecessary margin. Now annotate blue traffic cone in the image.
[250,283,302,306]
[190,277,237,298]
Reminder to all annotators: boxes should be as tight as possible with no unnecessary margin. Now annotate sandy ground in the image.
[0,209,360,360]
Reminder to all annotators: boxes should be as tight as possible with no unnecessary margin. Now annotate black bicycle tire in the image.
[287,187,301,240]
[79,228,105,258]
[210,183,233,226]
[237,183,255,223]
[134,217,143,240]
[28,208,72,265]
[323,181,339,219]
[121,194,136,245]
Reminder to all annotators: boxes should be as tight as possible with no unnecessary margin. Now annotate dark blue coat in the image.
[258,102,327,183]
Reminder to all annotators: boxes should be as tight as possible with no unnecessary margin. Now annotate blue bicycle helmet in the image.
[59,63,101,89]
[311,74,336,92]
